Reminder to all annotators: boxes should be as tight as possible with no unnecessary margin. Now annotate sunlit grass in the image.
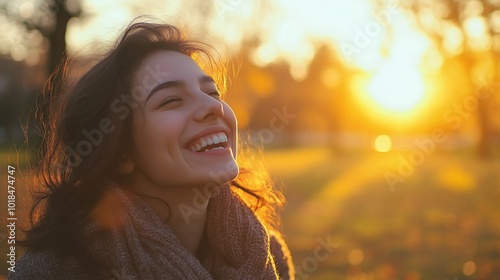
[263,146,500,279]
[1,146,499,279]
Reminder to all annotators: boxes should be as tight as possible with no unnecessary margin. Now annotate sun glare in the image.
[367,58,425,113]
[64,0,434,130]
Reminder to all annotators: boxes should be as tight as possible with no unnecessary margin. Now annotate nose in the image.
[193,93,224,122]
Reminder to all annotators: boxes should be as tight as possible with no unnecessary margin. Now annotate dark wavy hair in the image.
[22,18,285,269]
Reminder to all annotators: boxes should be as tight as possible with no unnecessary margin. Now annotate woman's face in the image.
[126,50,238,189]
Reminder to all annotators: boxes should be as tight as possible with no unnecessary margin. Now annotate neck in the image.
[130,183,213,255]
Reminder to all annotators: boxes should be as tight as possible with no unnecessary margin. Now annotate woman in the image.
[10,19,294,279]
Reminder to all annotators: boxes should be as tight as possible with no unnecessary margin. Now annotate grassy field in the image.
[263,146,500,280]
[1,146,499,279]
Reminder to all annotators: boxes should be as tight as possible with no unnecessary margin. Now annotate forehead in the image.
[132,50,206,91]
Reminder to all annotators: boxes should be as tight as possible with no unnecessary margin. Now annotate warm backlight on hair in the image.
[374,134,392,152]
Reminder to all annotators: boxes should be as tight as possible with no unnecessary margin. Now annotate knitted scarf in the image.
[82,184,289,280]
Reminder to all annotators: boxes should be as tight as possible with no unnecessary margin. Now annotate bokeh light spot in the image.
[348,249,364,265]
[463,261,476,276]
[374,135,392,152]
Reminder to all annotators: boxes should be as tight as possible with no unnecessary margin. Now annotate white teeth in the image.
[188,132,228,152]
[205,146,224,152]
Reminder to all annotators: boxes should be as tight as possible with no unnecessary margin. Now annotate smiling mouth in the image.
[187,132,229,152]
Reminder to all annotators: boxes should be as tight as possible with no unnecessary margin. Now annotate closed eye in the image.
[158,96,182,108]
[207,90,221,100]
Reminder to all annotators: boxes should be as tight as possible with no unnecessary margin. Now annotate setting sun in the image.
[367,58,425,113]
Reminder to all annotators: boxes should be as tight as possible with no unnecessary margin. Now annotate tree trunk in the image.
[48,1,72,76]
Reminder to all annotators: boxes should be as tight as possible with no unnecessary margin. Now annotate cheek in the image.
[130,113,146,150]
[224,103,238,131]
[130,112,181,160]
[223,102,238,154]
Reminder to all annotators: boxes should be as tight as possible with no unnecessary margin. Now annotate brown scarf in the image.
[83,184,288,279]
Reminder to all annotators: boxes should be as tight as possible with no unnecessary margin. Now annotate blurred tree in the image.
[47,0,80,75]
[0,0,81,76]
[0,59,23,144]
[304,44,357,151]
[401,0,500,157]
[0,1,80,144]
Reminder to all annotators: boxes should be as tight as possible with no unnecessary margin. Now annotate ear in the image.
[117,154,135,174]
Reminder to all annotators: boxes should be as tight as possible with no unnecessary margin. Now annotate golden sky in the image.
[63,0,433,116]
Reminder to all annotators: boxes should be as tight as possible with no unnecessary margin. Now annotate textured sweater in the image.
[8,185,294,279]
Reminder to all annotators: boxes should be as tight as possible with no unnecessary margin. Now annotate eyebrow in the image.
[146,75,216,103]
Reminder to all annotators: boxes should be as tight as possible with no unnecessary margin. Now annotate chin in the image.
[201,160,239,186]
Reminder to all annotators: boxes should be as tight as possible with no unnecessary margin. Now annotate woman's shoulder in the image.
[8,249,91,280]
[269,231,295,279]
